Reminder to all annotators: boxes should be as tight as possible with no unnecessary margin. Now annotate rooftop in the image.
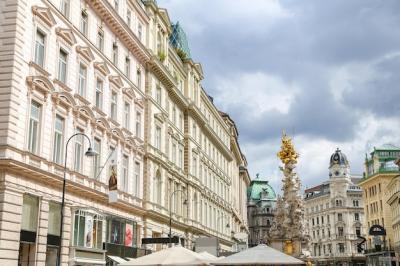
[247,177,277,201]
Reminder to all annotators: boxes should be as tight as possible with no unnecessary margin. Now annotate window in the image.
[356,227,361,236]
[48,202,61,236]
[192,157,197,176]
[353,200,359,207]
[60,0,70,17]
[93,138,101,178]
[156,86,161,105]
[96,30,104,52]
[136,112,142,138]
[95,79,103,109]
[312,218,315,226]
[355,213,360,221]
[126,9,131,27]
[138,23,143,41]
[121,155,128,192]
[338,213,342,221]
[53,115,64,164]
[193,124,197,140]
[125,56,130,78]
[108,219,137,247]
[58,49,68,83]
[134,162,140,197]
[155,171,162,204]
[136,69,141,88]
[108,146,116,178]
[338,227,344,237]
[179,148,183,168]
[338,243,345,253]
[80,10,88,36]
[172,143,176,164]
[73,210,103,249]
[21,194,39,232]
[124,102,130,129]
[34,30,45,67]
[114,0,119,11]
[28,101,41,154]
[78,63,87,97]
[112,43,118,65]
[110,91,117,120]
[74,128,84,173]
[155,126,161,149]
[172,106,176,125]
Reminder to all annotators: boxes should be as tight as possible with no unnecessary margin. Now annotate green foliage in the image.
[158,51,166,62]
[176,48,187,61]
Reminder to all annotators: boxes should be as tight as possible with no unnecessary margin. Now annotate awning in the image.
[74,257,106,265]
[108,255,128,264]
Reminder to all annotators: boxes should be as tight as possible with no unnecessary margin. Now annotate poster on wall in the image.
[125,223,133,246]
[111,220,121,244]
[84,216,93,248]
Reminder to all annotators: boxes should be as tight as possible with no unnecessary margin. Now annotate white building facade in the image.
[304,149,366,266]
[0,0,249,265]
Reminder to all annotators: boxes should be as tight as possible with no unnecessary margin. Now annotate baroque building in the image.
[247,176,277,247]
[387,156,400,261]
[304,149,366,266]
[359,144,400,265]
[0,0,250,265]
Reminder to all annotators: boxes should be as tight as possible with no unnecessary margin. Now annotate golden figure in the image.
[277,131,299,164]
[284,240,294,255]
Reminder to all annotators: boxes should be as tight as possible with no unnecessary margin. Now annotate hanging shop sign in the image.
[109,165,118,203]
[369,225,386,236]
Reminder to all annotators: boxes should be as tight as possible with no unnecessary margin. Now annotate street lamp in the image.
[216,215,230,255]
[57,133,96,266]
[169,189,188,247]
[216,215,230,237]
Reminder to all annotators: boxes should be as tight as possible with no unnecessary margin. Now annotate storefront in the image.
[69,209,106,265]
[105,215,145,265]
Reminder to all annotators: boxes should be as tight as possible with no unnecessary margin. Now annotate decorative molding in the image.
[154,113,167,123]
[76,46,95,62]
[26,76,54,96]
[109,75,124,88]
[122,87,136,99]
[93,61,110,76]
[55,27,77,46]
[51,91,77,109]
[95,117,111,132]
[32,6,56,27]
[74,105,96,122]
[111,128,125,140]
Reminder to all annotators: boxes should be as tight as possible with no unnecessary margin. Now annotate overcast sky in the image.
[159,0,400,193]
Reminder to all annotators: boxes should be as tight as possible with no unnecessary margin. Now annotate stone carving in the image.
[269,133,310,257]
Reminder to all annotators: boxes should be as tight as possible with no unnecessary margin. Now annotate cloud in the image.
[158,0,400,193]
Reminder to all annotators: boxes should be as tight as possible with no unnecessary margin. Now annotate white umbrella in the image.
[199,252,218,260]
[119,245,213,266]
[212,244,305,265]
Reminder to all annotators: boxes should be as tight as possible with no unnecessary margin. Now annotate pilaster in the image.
[0,188,23,266]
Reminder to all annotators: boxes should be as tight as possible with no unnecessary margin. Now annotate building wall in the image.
[0,0,249,264]
[360,174,396,249]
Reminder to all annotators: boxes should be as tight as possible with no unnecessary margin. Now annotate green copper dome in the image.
[247,179,277,201]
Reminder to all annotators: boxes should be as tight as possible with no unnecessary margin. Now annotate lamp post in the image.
[57,133,96,266]
[169,189,188,247]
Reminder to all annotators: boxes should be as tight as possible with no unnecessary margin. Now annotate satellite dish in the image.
[234,232,248,240]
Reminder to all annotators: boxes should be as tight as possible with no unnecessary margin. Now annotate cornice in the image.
[0,158,146,215]
[87,0,151,65]
[148,56,178,89]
